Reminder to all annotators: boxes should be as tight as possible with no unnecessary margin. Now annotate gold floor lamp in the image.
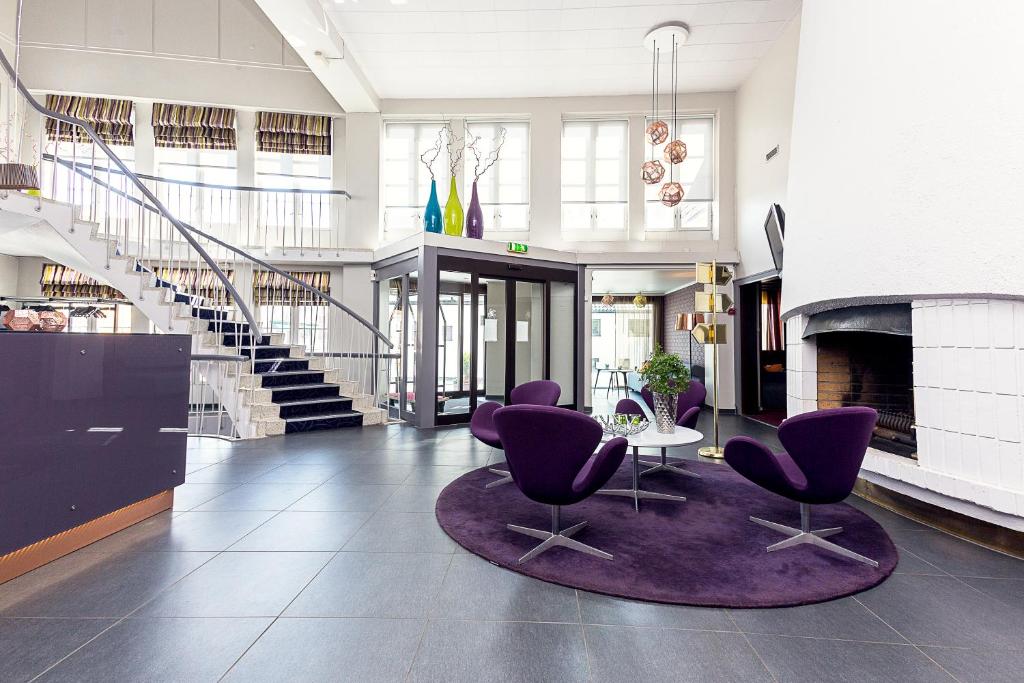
[692,261,733,459]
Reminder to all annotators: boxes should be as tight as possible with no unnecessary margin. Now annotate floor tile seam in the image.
[575,591,594,682]
[893,545,954,577]
[730,631,966,647]
[23,547,227,682]
[177,482,245,512]
[721,608,778,682]
[850,595,916,646]
[907,643,964,682]
[405,554,455,679]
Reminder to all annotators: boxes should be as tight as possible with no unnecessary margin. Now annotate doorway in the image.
[434,257,577,425]
[738,277,786,426]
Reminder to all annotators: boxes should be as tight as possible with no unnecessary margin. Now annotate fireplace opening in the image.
[815,331,916,458]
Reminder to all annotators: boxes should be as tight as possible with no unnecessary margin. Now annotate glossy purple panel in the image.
[0,333,190,555]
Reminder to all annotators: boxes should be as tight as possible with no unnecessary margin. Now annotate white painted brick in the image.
[959,348,978,392]
[912,346,925,387]
[925,348,942,388]
[786,369,800,398]
[943,432,963,478]
[912,306,924,347]
[990,300,1015,348]
[801,371,817,402]
[960,433,981,481]
[1014,302,1024,347]
[913,386,934,429]
[786,342,801,372]
[995,394,1021,443]
[938,304,956,347]
[997,440,1023,493]
[943,389,962,433]
[918,427,939,472]
[972,347,993,394]
[977,436,1001,487]
[787,395,800,418]
[975,392,997,439]
[970,301,991,349]
[940,347,959,390]
[952,302,973,348]
[919,304,937,347]
[991,348,1019,396]
[988,487,1017,515]
[799,398,817,415]
[801,339,817,372]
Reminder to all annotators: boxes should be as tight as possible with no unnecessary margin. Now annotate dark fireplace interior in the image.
[816,332,916,458]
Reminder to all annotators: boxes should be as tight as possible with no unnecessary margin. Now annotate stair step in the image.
[258,370,325,388]
[224,334,272,347]
[270,383,342,402]
[192,307,229,321]
[241,345,294,360]
[284,410,363,434]
[276,397,354,419]
[253,358,309,373]
[207,320,250,335]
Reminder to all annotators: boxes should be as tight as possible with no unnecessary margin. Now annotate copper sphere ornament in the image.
[37,310,68,332]
[664,139,688,165]
[640,160,665,185]
[601,293,615,306]
[3,309,40,331]
[659,181,684,207]
[646,120,669,145]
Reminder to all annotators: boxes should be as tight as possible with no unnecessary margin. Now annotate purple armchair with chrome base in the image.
[493,405,628,563]
[470,380,560,488]
[724,406,880,566]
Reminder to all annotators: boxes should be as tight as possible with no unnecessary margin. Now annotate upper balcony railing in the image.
[41,155,350,257]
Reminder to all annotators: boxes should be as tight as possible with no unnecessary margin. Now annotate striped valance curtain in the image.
[252,270,330,305]
[152,103,236,150]
[151,267,235,303]
[44,95,134,146]
[255,111,331,155]
[40,264,126,300]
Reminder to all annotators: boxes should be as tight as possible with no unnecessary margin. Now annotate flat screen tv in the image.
[764,203,785,272]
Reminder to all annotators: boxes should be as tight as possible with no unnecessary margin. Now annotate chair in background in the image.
[619,380,707,479]
[723,406,880,566]
[470,379,561,488]
[493,405,628,563]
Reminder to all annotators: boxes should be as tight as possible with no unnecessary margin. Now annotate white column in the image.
[235,110,256,186]
[344,112,381,250]
[627,113,646,240]
[133,102,155,175]
[528,110,561,248]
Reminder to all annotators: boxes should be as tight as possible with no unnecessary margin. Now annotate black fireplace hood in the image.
[802,304,912,339]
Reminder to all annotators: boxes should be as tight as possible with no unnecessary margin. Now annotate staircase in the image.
[0,52,391,439]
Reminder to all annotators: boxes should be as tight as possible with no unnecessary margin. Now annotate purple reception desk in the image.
[0,332,190,581]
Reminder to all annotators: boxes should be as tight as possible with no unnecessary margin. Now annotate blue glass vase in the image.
[423,179,443,233]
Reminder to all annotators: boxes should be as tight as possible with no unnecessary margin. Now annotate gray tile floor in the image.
[2,413,1023,682]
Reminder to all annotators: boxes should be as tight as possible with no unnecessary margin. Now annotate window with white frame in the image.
[382,121,450,235]
[644,115,715,232]
[464,120,530,232]
[255,151,333,233]
[154,148,238,233]
[561,119,629,234]
[255,152,331,191]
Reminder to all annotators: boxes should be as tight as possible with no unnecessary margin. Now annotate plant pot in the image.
[466,180,484,239]
[652,391,677,434]
[423,179,443,233]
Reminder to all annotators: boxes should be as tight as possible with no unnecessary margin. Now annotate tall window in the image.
[255,152,331,191]
[561,119,628,234]
[645,115,715,232]
[591,301,654,371]
[382,122,449,236]
[154,148,238,232]
[464,120,530,232]
[155,147,237,186]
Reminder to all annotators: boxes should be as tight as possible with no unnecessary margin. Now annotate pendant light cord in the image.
[6,0,24,161]
[670,35,677,183]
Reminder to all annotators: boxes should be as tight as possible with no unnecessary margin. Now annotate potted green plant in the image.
[639,345,691,433]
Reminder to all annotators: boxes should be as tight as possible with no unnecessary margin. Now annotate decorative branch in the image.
[444,120,464,177]
[466,126,507,183]
[418,126,444,181]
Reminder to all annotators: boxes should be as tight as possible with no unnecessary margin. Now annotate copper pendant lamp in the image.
[1,0,39,193]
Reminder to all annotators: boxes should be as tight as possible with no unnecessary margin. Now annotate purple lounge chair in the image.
[470,380,561,488]
[724,406,880,566]
[493,405,628,563]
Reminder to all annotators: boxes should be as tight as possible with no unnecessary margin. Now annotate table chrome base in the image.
[507,506,612,563]
[750,504,879,567]
[595,488,687,511]
[486,467,513,488]
[639,447,702,479]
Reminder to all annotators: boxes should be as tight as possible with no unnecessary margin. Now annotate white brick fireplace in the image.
[786,299,1024,530]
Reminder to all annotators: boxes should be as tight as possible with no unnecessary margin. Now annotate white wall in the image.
[734,16,800,279]
[17,0,340,114]
[378,92,736,255]
[0,253,19,294]
[783,0,1024,316]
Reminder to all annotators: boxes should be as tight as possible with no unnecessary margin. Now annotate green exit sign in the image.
[507,242,528,254]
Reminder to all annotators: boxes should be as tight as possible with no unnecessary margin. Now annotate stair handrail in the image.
[46,153,393,348]
[0,47,262,339]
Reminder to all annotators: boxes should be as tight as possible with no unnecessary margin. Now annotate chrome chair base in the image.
[507,506,613,563]
[486,467,513,488]
[639,447,702,479]
[750,503,879,567]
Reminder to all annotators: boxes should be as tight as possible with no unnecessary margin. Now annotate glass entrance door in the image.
[435,262,577,425]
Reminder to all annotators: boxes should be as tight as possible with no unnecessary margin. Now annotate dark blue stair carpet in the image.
[276,397,354,419]
[285,411,363,433]
[269,383,342,402]
[258,370,325,388]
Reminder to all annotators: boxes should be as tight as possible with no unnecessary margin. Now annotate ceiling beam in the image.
[254,0,379,113]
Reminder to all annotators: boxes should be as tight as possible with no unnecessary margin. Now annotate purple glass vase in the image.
[466,181,484,239]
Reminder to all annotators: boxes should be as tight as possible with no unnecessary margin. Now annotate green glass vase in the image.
[443,175,464,236]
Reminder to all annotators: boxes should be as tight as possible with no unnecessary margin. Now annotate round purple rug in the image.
[435,460,898,608]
